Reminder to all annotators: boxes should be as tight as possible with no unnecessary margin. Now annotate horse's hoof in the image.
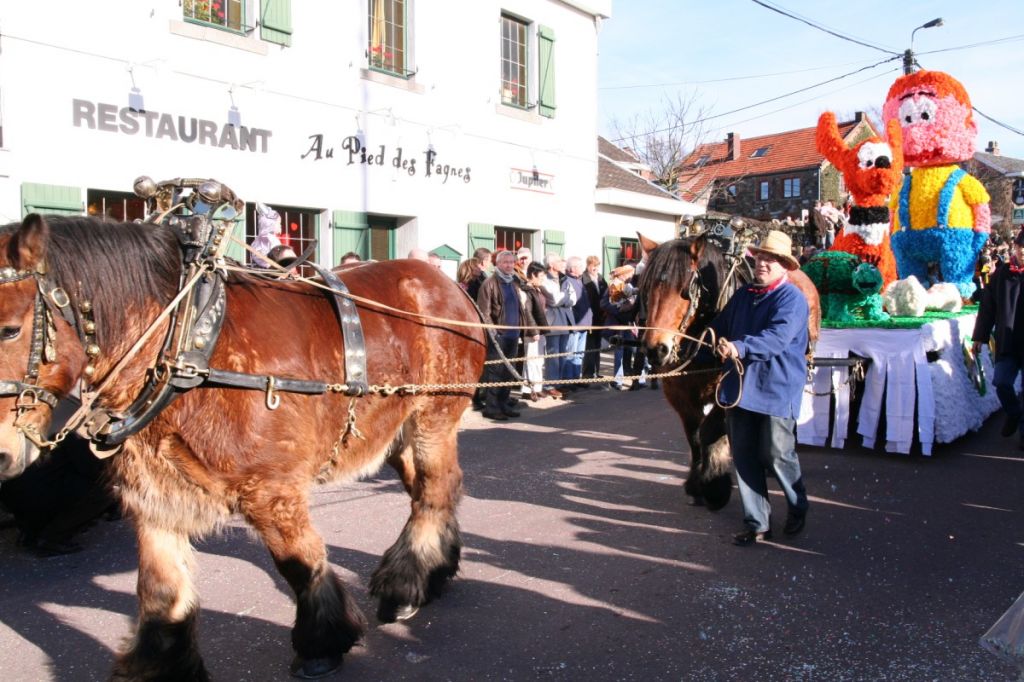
[289,655,343,679]
[377,599,420,623]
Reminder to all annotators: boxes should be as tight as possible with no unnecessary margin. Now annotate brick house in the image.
[677,113,877,220]
[962,141,1024,242]
[595,136,703,276]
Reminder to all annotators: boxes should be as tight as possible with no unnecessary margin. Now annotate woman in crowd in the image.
[522,261,549,401]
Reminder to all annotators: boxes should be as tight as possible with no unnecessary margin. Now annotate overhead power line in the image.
[599,58,882,91]
[919,33,1024,55]
[973,107,1024,139]
[708,68,899,133]
[749,0,900,55]
[611,56,900,143]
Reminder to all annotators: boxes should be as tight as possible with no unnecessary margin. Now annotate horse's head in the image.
[640,232,738,369]
[0,215,86,478]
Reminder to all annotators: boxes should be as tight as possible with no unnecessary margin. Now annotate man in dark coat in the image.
[477,250,534,420]
[581,256,609,388]
[973,229,1024,446]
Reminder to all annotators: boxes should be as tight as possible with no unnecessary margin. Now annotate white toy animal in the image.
[882,276,964,317]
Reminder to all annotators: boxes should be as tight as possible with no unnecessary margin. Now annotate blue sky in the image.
[598,0,1024,159]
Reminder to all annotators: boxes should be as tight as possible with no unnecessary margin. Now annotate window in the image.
[695,154,711,167]
[368,0,407,76]
[783,177,801,198]
[183,0,244,33]
[727,184,737,197]
[367,216,396,260]
[87,190,146,222]
[495,226,534,254]
[245,204,319,277]
[501,15,529,108]
[750,146,770,158]
[759,181,769,201]
[619,238,640,266]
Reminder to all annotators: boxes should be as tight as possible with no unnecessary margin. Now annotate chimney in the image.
[854,111,866,123]
[727,132,740,161]
[986,140,1000,156]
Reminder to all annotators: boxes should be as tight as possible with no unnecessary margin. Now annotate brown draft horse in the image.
[0,214,486,680]
[638,233,820,510]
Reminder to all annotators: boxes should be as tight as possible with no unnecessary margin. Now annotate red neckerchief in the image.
[748,273,788,296]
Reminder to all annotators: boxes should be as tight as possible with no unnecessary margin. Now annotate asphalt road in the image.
[1,385,1022,681]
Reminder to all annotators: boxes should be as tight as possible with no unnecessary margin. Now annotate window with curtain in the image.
[244,204,319,277]
[494,227,534,254]
[501,15,528,108]
[87,190,147,222]
[183,0,244,33]
[368,0,407,76]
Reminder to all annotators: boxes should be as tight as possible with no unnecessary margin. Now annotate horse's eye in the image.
[0,326,21,341]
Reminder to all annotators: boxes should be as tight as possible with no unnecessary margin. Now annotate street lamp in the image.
[904,17,944,74]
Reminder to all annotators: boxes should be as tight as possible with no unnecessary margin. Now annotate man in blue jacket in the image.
[712,230,810,546]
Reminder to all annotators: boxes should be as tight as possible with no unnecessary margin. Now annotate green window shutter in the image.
[542,229,565,258]
[602,235,621,279]
[537,25,556,118]
[21,183,82,217]
[260,0,292,47]
[224,216,245,262]
[333,210,369,264]
[467,223,495,256]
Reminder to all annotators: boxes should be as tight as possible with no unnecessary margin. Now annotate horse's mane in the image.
[1,215,182,347]
[640,236,733,300]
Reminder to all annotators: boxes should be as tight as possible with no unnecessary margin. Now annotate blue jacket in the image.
[710,280,809,419]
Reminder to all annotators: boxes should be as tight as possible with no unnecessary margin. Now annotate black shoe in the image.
[733,529,772,546]
[1002,413,1019,438]
[783,513,806,536]
[502,408,521,418]
[481,410,508,421]
[629,382,642,392]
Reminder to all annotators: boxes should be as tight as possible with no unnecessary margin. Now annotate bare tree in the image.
[610,91,712,191]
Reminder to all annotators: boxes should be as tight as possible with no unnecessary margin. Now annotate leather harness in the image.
[2,178,369,454]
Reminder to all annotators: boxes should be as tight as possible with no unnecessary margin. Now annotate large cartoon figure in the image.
[816,112,903,288]
[883,70,990,298]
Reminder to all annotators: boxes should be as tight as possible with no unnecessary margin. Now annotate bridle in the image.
[0,264,82,448]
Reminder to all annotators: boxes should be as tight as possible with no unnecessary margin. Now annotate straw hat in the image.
[748,230,800,271]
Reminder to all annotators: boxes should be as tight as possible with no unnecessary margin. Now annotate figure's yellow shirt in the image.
[889,164,989,230]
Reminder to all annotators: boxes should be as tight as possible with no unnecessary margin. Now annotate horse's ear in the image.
[637,232,660,255]
[8,213,49,272]
[690,233,707,261]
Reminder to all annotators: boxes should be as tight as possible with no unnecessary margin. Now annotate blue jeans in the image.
[726,407,809,533]
[564,331,586,381]
[545,334,570,389]
[993,355,1024,434]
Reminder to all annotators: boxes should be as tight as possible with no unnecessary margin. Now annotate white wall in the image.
[0,1,609,263]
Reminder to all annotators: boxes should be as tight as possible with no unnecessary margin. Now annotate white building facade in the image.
[0,1,681,277]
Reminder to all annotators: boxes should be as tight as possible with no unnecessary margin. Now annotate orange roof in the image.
[678,118,874,198]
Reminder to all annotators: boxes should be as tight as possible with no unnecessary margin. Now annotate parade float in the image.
[796,70,1000,455]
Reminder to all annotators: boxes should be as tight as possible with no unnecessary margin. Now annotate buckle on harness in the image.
[265,376,281,410]
[15,388,41,413]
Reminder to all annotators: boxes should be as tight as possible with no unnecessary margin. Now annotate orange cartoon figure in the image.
[815,112,903,287]
[883,70,990,298]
